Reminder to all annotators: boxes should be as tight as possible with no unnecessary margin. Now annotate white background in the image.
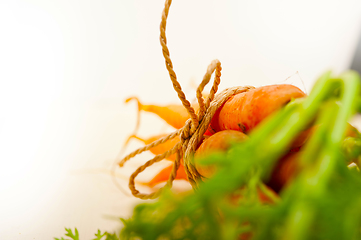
[1,0,361,239]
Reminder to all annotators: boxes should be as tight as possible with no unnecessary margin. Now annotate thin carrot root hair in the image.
[137,163,189,188]
[111,117,143,198]
[115,96,144,163]
[282,71,308,95]
[125,96,142,136]
[125,96,142,111]
[124,134,145,145]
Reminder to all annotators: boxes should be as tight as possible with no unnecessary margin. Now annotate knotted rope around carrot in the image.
[118,0,254,199]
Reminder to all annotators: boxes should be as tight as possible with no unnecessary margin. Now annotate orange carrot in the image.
[209,84,307,133]
[127,134,180,161]
[266,148,301,192]
[141,164,188,188]
[126,96,199,129]
[290,122,360,149]
[266,123,361,192]
[196,130,249,154]
[194,130,249,178]
[203,128,213,136]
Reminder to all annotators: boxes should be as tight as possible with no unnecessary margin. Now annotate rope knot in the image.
[116,0,255,199]
[180,119,194,142]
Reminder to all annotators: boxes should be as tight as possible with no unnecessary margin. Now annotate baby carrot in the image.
[194,130,249,178]
[291,123,360,149]
[196,130,249,155]
[209,84,307,133]
[127,134,180,161]
[266,148,301,192]
[141,163,188,188]
[267,123,361,192]
[126,96,199,129]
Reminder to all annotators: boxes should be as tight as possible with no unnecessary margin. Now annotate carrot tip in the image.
[125,96,138,103]
[125,96,143,110]
[124,134,145,146]
[124,96,143,143]
[136,180,159,188]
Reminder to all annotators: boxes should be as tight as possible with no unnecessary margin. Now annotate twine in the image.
[118,0,254,199]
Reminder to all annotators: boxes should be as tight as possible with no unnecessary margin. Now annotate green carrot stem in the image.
[282,202,314,240]
[331,71,361,143]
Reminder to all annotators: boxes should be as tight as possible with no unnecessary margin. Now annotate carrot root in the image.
[139,164,188,188]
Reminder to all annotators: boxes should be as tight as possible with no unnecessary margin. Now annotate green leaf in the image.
[92,230,106,240]
[54,228,79,240]
[64,228,79,240]
[104,232,120,240]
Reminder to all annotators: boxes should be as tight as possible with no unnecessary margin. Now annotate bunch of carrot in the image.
[118,70,361,240]
[58,71,361,240]
[117,0,361,204]
[55,0,361,238]
[123,82,357,198]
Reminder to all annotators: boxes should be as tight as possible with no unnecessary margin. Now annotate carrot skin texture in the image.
[126,96,199,129]
[141,104,192,129]
[194,130,249,178]
[211,84,307,133]
[196,130,249,154]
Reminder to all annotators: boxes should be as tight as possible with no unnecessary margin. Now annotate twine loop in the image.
[118,0,254,199]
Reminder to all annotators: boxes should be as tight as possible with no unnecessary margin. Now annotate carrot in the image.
[126,134,180,161]
[203,128,213,136]
[291,123,360,149]
[209,84,307,133]
[126,96,199,129]
[135,131,248,189]
[194,130,249,178]
[196,130,249,154]
[266,148,301,192]
[140,163,188,188]
[267,123,361,192]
